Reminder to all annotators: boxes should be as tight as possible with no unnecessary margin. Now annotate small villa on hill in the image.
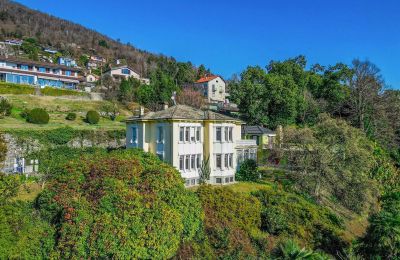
[193,75,226,104]
[125,105,258,186]
[104,65,150,84]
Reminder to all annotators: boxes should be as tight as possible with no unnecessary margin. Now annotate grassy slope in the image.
[1,94,134,130]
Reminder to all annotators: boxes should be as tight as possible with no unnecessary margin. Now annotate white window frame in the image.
[185,155,190,171]
[215,154,222,169]
[224,154,229,169]
[229,127,233,142]
[196,127,201,142]
[191,155,196,170]
[179,155,184,170]
[215,127,222,142]
[185,127,190,142]
[179,127,184,142]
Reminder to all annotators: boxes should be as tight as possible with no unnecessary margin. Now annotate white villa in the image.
[125,105,257,186]
[104,65,150,84]
[193,75,226,103]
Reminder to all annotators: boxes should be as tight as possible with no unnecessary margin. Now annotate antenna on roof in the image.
[171,91,177,106]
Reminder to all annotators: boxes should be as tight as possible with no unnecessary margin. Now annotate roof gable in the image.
[195,75,224,84]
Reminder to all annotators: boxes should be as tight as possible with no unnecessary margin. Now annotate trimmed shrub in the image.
[236,159,259,182]
[26,108,49,124]
[86,110,100,124]
[65,112,76,121]
[20,109,30,119]
[0,97,12,118]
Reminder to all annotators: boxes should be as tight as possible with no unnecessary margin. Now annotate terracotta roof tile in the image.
[195,75,219,83]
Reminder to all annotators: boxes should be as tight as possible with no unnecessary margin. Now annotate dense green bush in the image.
[194,185,266,259]
[0,97,12,118]
[65,112,76,121]
[46,127,75,145]
[26,108,49,124]
[36,149,203,258]
[86,110,100,124]
[253,188,348,255]
[356,191,400,259]
[236,159,260,182]
[19,108,30,119]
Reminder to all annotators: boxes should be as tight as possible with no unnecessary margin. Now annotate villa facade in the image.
[126,105,257,186]
[193,75,226,103]
[0,56,81,89]
[104,65,150,84]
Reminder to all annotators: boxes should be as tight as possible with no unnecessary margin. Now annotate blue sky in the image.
[16,0,400,88]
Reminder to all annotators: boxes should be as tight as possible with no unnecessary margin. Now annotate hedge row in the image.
[0,82,88,97]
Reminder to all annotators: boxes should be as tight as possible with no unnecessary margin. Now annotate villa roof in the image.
[126,105,242,123]
[242,125,275,135]
[0,56,81,71]
[196,75,222,83]
[104,65,141,75]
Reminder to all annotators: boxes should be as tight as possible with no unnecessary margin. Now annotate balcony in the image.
[235,139,257,148]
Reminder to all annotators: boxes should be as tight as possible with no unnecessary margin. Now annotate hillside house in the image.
[104,65,150,84]
[193,75,227,103]
[242,125,276,150]
[125,105,257,186]
[87,55,106,69]
[57,57,77,67]
[0,56,82,89]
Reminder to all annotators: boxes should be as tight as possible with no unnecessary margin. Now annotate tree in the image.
[0,97,12,118]
[198,156,210,184]
[119,78,141,102]
[176,88,205,109]
[348,59,384,133]
[282,115,378,213]
[356,192,400,259]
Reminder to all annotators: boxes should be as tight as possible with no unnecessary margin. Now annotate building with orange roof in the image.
[193,75,226,103]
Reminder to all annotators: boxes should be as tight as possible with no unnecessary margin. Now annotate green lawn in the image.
[0,94,135,130]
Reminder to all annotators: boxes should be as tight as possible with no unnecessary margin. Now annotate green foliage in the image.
[272,240,330,260]
[21,37,40,60]
[19,108,30,119]
[36,149,203,258]
[0,201,55,259]
[0,97,12,118]
[199,155,211,184]
[0,82,35,94]
[65,112,76,121]
[0,82,87,96]
[196,185,265,258]
[253,188,348,255]
[0,134,6,165]
[283,115,378,213]
[236,159,260,182]
[0,173,21,203]
[98,39,109,48]
[40,87,88,97]
[26,108,49,124]
[46,127,75,145]
[119,78,141,102]
[86,110,100,124]
[356,191,400,259]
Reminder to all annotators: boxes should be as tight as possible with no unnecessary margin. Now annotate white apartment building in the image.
[125,105,257,186]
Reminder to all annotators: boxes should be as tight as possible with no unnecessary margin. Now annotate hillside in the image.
[0,84,133,130]
[0,0,203,78]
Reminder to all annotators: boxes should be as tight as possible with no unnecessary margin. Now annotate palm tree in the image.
[274,240,330,260]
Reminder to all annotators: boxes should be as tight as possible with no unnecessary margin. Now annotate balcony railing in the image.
[236,139,257,147]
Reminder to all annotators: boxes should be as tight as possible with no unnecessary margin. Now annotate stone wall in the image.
[1,130,125,174]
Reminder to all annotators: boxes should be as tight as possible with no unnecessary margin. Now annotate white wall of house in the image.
[126,118,256,187]
[107,67,141,80]
[194,76,226,103]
